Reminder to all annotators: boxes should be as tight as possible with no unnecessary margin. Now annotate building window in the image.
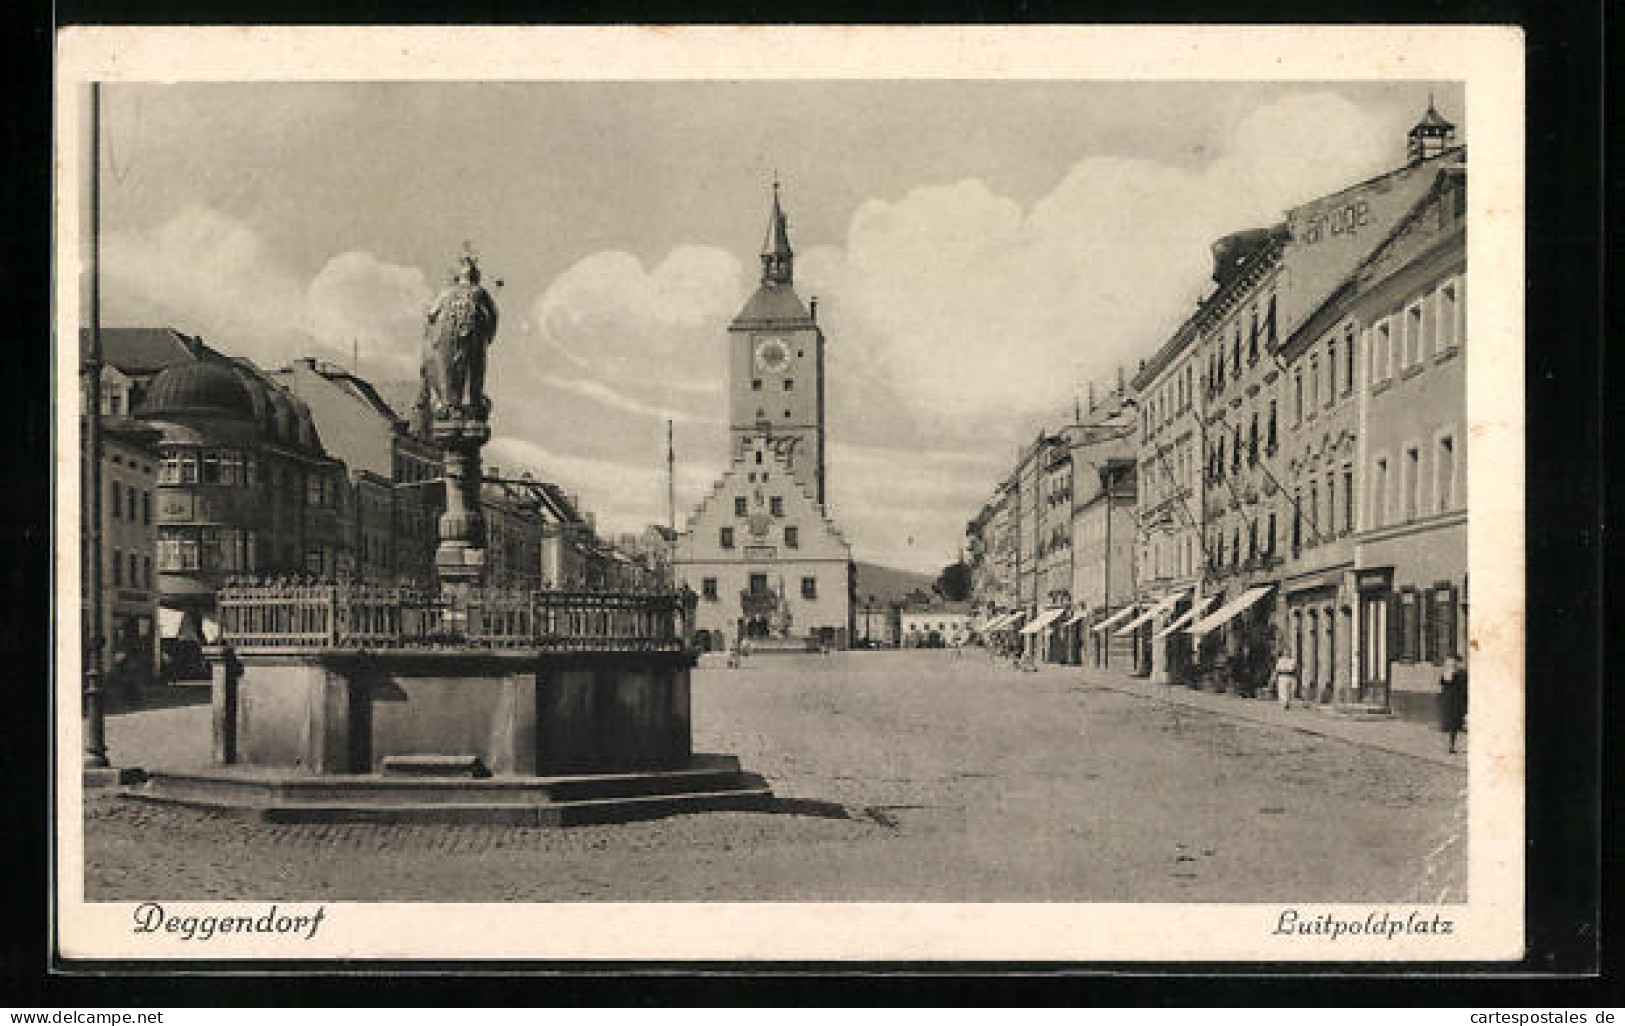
[1248,413,1259,465]
[109,481,121,519]
[1394,587,1423,663]
[751,378,762,391]
[754,450,763,465]
[1344,326,1357,395]
[1248,308,1260,363]
[1293,369,1304,423]
[1308,479,1320,544]
[770,496,784,517]
[1373,320,1392,383]
[1266,294,1278,346]
[1370,456,1390,529]
[305,545,325,576]
[128,552,139,589]
[1326,340,1338,402]
[1267,400,1278,451]
[141,491,151,525]
[127,486,138,522]
[734,496,748,517]
[1437,436,1456,511]
[719,527,734,549]
[1232,424,1242,473]
[783,378,794,391]
[784,525,799,548]
[1342,466,1354,533]
[1406,303,1424,367]
[1267,511,1277,556]
[783,409,791,419]
[1439,281,1461,351]
[1308,356,1320,412]
[1428,583,1459,662]
[702,577,718,601]
[1247,520,1257,563]
[801,576,818,599]
[1404,445,1421,521]
[143,555,152,587]
[1292,489,1303,552]
[110,547,122,586]
[201,451,222,484]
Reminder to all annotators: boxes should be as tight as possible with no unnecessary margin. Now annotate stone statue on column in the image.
[424,251,500,594]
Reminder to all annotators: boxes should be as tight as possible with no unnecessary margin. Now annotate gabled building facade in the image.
[673,185,855,651]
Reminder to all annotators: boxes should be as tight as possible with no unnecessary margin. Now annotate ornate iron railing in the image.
[216,577,690,652]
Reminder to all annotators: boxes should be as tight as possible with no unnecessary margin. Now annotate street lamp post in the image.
[83,81,109,770]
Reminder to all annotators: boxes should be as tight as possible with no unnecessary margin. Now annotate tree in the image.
[935,560,971,602]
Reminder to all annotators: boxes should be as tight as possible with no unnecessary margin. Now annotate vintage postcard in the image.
[53,25,1525,962]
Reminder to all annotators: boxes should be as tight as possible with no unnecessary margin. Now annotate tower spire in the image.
[760,178,794,286]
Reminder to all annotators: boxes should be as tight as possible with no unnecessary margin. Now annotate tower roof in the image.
[762,182,794,259]
[1413,98,1455,131]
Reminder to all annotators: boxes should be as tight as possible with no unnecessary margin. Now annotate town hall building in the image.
[674,185,855,651]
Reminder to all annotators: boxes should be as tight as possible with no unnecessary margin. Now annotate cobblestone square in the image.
[86,650,1465,903]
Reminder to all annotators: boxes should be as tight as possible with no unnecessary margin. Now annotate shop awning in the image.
[1019,608,1067,635]
[1114,589,1192,637]
[1062,609,1090,627]
[1189,585,1275,637]
[1155,594,1220,638]
[984,611,1023,633]
[1091,604,1141,634]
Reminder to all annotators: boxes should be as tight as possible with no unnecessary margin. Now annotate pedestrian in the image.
[1439,654,1468,753]
[1273,649,1298,710]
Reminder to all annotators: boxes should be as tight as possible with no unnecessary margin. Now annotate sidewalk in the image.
[1035,661,1467,770]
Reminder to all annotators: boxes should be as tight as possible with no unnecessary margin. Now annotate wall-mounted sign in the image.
[744,545,777,562]
[1300,200,1372,245]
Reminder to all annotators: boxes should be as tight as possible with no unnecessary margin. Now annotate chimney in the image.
[809,296,819,321]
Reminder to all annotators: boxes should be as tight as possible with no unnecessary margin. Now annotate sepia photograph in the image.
[53,26,1525,962]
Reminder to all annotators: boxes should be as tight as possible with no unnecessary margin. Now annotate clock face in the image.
[754,337,792,374]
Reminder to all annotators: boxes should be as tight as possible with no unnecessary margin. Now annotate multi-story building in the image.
[131,353,349,661]
[270,358,445,584]
[900,602,972,648]
[1128,309,1212,680]
[674,185,855,651]
[1282,154,1466,723]
[1067,392,1139,667]
[1168,103,1465,695]
[82,413,162,693]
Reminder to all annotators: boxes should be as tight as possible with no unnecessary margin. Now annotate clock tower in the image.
[729,183,827,506]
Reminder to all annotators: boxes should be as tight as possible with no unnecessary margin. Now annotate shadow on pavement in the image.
[104,683,212,716]
[758,797,852,820]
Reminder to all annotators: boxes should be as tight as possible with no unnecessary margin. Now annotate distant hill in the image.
[853,561,937,607]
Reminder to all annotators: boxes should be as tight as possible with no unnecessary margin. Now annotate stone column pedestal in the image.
[432,412,492,599]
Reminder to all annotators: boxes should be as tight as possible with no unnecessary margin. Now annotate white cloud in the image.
[303,251,431,376]
[104,205,432,378]
[526,245,744,394]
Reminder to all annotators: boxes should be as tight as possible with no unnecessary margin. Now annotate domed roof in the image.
[137,359,256,418]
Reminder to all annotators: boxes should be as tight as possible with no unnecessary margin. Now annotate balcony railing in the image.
[216,577,689,653]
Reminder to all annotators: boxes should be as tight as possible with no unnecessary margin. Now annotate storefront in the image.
[1154,593,1219,686]
[1188,584,1275,694]
[1090,604,1140,670]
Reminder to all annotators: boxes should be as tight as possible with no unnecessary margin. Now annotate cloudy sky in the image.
[96,80,1461,573]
